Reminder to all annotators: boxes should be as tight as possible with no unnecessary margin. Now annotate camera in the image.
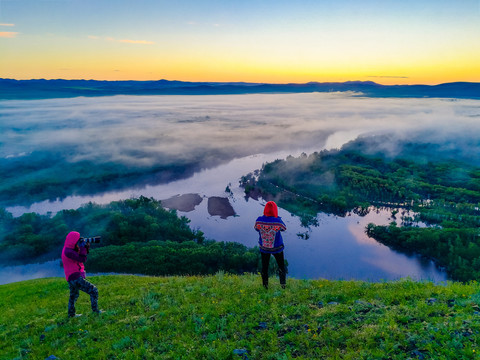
[78,236,101,247]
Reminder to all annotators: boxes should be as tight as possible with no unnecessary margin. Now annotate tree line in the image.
[241,137,480,281]
[0,197,263,276]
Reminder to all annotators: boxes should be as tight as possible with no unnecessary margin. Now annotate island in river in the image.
[4,92,479,283]
[241,135,480,282]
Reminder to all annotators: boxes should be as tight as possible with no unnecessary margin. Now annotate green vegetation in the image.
[0,197,202,262]
[241,137,480,281]
[2,275,480,359]
[87,241,259,276]
[366,224,480,282]
[0,197,261,276]
[0,152,199,207]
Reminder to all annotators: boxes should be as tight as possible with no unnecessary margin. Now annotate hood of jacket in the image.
[264,201,279,217]
[64,231,81,249]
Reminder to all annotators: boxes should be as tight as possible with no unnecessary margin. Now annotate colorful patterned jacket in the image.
[254,201,287,254]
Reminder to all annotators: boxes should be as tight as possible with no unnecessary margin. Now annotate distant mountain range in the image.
[1,78,479,100]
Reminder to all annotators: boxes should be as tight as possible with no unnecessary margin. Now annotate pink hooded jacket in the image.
[61,231,87,281]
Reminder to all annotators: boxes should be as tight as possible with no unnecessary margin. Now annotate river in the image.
[3,150,447,284]
[3,92,476,284]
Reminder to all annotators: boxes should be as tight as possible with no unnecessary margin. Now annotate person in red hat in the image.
[254,201,287,289]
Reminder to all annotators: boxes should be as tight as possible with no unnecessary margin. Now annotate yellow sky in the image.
[1,1,480,85]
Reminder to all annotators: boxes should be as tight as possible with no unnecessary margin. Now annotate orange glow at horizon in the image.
[1,1,479,85]
[3,50,480,85]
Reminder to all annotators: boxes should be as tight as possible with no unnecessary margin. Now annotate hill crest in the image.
[1,78,479,100]
[1,274,480,359]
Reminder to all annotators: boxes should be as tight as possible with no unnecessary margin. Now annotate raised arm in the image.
[64,247,88,263]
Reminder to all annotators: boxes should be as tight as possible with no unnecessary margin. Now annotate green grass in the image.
[1,275,480,359]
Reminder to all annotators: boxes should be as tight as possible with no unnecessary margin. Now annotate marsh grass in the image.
[1,275,480,359]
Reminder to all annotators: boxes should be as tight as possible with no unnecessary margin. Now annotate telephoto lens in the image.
[81,236,101,244]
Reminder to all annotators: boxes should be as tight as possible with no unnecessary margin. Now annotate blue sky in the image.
[1,0,479,83]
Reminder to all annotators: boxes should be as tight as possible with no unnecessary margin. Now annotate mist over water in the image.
[2,93,480,168]
[2,93,479,283]
[0,260,64,285]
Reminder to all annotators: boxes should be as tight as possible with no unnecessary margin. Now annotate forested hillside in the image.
[241,136,480,281]
[0,197,260,275]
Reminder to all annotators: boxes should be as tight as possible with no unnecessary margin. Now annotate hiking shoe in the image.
[69,314,82,318]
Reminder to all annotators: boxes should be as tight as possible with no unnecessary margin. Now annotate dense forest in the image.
[241,135,480,281]
[87,240,259,276]
[0,151,201,207]
[0,197,262,276]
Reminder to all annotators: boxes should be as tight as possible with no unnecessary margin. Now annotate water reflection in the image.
[3,94,478,284]
[3,155,447,284]
[207,197,236,219]
[0,260,64,285]
[161,193,203,212]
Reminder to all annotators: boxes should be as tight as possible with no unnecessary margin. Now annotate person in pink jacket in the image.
[61,231,100,317]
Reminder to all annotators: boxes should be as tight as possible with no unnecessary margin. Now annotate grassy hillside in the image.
[1,275,480,359]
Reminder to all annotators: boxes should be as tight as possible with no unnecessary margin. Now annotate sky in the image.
[1,0,479,84]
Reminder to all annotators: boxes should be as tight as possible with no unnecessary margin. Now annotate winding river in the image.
[3,150,447,284]
[3,92,474,284]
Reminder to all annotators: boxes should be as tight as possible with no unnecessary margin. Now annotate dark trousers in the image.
[68,277,99,316]
[261,251,286,288]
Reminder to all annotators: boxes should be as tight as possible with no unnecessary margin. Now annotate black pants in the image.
[261,251,286,288]
[68,277,99,316]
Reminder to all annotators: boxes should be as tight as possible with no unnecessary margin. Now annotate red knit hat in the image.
[264,201,278,217]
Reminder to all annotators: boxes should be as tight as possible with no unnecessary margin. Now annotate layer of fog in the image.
[2,93,479,166]
[4,93,472,282]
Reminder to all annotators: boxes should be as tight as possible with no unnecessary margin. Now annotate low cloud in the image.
[88,35,154,45]
[186,21,221,27]
[368,75,409,79]
[119,39,155,45]
[1,93,479,170]
[0,23,15,27]
[0,31,18,38]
